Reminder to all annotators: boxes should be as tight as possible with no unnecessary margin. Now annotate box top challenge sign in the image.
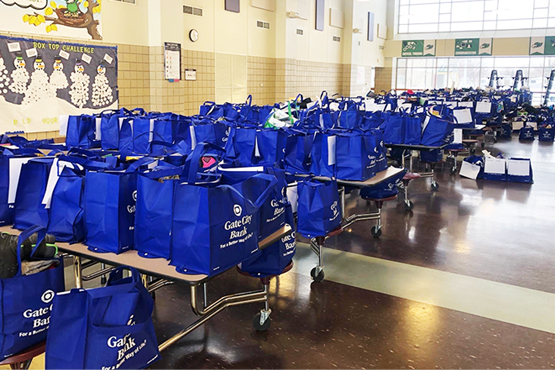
[454,38,493,56]
[401,40,436,57]
[0,0,103,40]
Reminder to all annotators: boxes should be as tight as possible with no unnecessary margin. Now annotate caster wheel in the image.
[253,312,271,332]
[431,182,439,191]
[310,267,325,282]
[450,167,457,174]
[371,226,382,238]
[404,200,414,211]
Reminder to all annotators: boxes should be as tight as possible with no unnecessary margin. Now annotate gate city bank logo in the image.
[41,290,55,304]
[233,204,242,217]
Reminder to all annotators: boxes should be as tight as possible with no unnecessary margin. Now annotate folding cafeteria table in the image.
[0,224,292,352]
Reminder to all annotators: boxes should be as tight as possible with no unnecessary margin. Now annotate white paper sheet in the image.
[507,159,531,177]
[453,108,473,124]
[528,121,538,130]
[459,161,481,180]
[254,136,261,157]
[484,157,506,175]
[286,184,298,213]
[476,101,492,114]
[149,119,155,143]
[512,120,524,130]
[42,159,82,209]
[59,115,69,136]
[421,116,431,133]
[458,101,474,108]
[190,125,197,149]
[8,157,32,204]
[454,129,463,144]
[327,136,336,166]
[95,118,102,140]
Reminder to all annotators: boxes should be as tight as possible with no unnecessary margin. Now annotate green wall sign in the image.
[401,40,436,57]
[530,36,555,55]
[454,38,492,56]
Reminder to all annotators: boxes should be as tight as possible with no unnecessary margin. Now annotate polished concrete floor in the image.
[146,135,555,369]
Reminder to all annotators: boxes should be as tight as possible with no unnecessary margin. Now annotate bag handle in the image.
[249,173,279,208]
[125,157,159,173]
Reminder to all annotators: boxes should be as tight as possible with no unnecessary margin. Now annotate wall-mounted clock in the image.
[189,29,199,42]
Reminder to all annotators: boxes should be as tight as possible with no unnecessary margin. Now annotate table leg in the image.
[73,256,83,289]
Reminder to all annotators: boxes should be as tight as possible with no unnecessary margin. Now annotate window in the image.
[395,56,553,105]
[398,0,555,34]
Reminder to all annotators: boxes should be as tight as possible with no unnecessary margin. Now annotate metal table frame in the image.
[0,225,292,353]
[386,143,448,209]
[292,167,405,282]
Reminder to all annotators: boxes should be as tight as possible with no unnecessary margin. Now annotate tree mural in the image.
[22,0,102,40]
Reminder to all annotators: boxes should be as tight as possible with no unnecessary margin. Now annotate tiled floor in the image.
[147,136,555,369]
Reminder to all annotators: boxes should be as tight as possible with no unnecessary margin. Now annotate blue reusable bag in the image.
[310,132,336,178]
[403,115,422,145]
[224,126,257,166]
[335,131,376,181]
[383,114,404,144]
[118,117,135,154]
[538,126,555,142]
[84,159,151,254]
[360,169,406,199]
[519,126,535,141]
[239,203,296,277]
[66,115,96,148]
[0,148,41,227]
[45,267,160,370]
[47,166,86,243]
[421,115,453,147]
[297,179,342,238]
[218,166,288,241]
[13,157,54,230]
[131,116,153,155]
[101,109,127,150]
[255,129,287,167]
[284,130,314,175]
[199,101,224,118]
[135,144,223,260]
[367,129,388,173]
[0,226,64,360]
[66,115,97,149]
[47,156,117,243]
[500,123,512,138]
[171,171,278,276]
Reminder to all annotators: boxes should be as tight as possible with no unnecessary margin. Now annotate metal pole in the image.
[73,256,83,289]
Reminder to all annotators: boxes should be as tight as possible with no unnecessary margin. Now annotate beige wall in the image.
[2,0,391,135]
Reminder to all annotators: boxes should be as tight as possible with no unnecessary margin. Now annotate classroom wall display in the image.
[0,35,117,133]
[530,36,555,55]
[401,40,436,57]
[0,0,103,40]
[454,38,492,56]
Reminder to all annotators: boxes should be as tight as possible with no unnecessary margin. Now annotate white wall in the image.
[102,0,150,46]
